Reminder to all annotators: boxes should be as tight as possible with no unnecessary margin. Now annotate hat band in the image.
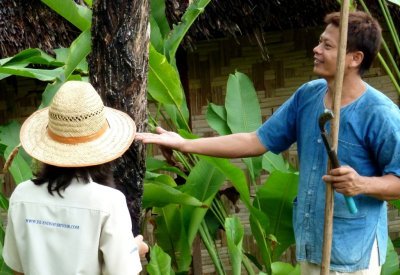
[47,123,109,144]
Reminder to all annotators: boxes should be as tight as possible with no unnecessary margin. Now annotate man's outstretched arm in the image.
[136,127,267,158]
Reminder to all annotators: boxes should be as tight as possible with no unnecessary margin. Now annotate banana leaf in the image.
[225,216,244,275]
[147,245,176,275]
[41,0,92,31]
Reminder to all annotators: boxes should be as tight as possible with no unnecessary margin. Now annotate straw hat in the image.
[20,81,136,167]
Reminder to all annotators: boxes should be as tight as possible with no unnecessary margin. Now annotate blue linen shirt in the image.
[256,78,400,272]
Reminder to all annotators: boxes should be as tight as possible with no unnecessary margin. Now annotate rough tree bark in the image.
[88,0,149,235]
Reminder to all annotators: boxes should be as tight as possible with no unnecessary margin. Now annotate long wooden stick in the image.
[320,1,350,274]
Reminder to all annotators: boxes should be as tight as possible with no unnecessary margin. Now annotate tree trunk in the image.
[88,0,149,235]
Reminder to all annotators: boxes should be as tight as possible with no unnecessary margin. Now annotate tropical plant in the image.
[358,0,400,94]
[143,69,302,274]
[1,0,400,274]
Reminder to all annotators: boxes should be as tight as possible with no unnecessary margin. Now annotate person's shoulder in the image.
[89,182,126,202]
[300,78,326,89]
[10,180,36,201]
[76,182,127,213]
[359,84,400,128]
[295,78,327,96]
[365,84,395,102]
[362,84,399,112]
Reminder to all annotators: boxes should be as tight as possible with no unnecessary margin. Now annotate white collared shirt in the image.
[3,178,142,275]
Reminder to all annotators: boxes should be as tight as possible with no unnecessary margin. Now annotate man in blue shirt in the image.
[137,11,400,274]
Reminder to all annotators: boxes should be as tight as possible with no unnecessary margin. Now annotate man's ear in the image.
[349,51,364,68]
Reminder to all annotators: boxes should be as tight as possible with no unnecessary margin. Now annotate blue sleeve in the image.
[256,88,300,154]
[369,105,400,177]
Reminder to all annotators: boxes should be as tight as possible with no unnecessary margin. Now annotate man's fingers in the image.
[322,174,349,183]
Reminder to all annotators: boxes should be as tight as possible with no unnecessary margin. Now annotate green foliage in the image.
[162,0,211,66]
[206,103,232,136]
[143,182,205,208]
[0,122,33,184]
[41,0,92,31]
[255,170,299,260]
[225,72,262,133]
[271,262,300,275]
[0,48,64,81]
[147,245,176,275]
[225,216,244,275]
[358,0,400,94]
[4,0,399,274]
[148,45,184,107]
[63,29,91,80]
[381,238,400,274]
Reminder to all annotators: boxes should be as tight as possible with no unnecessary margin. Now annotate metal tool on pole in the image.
[319,110,358,214]
[320,1,350,274]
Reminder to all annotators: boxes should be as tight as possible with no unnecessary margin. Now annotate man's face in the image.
[313,24,340,80]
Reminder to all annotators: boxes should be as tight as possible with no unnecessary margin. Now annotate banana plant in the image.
[358,0,400,94]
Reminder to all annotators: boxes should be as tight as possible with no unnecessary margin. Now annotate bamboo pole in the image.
[320,1,350,274]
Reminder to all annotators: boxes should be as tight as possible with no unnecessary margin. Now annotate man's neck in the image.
[324,74,365,109]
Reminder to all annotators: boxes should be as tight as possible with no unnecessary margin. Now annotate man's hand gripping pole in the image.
[319,110,358,214]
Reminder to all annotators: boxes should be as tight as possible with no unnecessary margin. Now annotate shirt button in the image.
[305,213,310,218]
[312,166,317,170]
[308,190,312,195]
[317,138,322,143]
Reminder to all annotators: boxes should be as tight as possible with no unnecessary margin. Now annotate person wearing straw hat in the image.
[137,11,400,274]
[2,81,148,275]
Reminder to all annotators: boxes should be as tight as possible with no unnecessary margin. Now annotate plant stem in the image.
[199,221,226,275]
[378,53,400,94]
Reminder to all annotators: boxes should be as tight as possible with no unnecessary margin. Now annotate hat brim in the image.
[20,107,136,167]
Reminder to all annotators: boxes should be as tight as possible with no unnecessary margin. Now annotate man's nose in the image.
[313,44,321,54]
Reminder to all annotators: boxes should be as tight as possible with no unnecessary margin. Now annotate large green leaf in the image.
[225,71,263,179]
[0,222,12,274]
[39,80,65,109]
[381,238,400,275]
[250,212,271,273]
[225,71,262,133]
[41,0,92,31]
[163,102,190,131]
[387,0,400,7]
[198,156,269,226]
[243,156,263,182]
[147,245,175,275]
[143,182,205,208]
[0,193,9,211]
[271,262,300,275]
[148,45,183,107]
[150,15,165,54]
[206,103,231,136]
[0,122,33,184]
[262,152,296,174]
[164,0,211,65]
[145,157,187,179]
[0,48,62,67]
[150,0,170,40]
[153,205,192,272]
[0,121,20,148]
[0,66,63,81]
[199,156,250,205]
[180,160,226,243]
[64,29,91,79]
[256,171,299,260]
[225,216,244,275]
[5,147,33,185]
